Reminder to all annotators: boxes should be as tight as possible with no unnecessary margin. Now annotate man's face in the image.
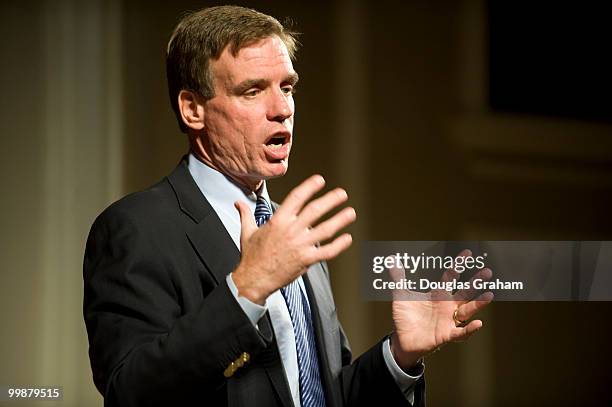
[200,35,298,189]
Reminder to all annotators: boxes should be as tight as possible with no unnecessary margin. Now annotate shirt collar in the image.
[187,153,271,249]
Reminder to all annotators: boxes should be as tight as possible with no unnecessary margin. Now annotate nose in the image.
[267,89,294,123]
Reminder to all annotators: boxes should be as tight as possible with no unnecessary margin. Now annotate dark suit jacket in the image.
[83,159,425,406]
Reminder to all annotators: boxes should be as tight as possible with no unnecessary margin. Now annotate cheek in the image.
[205,101,269,159]
[232,110,266,147]
[206,107,241,145]
[206,109,259,162]
[207,104,234,132]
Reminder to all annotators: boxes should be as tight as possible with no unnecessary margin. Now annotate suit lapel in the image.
[186,214,240,285]
[303,264,342,406]
[167,159,240,284]
[258,332,296,407]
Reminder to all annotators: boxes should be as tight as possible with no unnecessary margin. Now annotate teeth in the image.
[269,143,282,149]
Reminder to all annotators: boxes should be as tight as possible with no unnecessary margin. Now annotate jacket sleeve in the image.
[83,207,271,406]
[337,328,426,406]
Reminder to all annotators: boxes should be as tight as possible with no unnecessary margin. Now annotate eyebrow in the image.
[231,72,300,95]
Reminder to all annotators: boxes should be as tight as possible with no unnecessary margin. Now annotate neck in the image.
[188,143,263,193]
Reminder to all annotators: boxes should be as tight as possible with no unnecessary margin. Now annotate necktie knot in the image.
[254,195,272,227]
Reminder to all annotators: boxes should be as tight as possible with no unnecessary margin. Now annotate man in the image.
[83,6,489,406]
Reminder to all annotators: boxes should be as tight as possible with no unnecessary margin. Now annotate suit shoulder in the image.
[93,177,177,229]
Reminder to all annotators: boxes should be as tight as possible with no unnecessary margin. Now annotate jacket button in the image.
[224,352,251,378]
[223,362,236,378]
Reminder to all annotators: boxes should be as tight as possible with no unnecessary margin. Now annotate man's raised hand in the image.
[389,250,494,370]
[232,175,356,305]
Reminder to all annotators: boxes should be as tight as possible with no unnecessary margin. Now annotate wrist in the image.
[390,332,424,371]
[232,266,269,305]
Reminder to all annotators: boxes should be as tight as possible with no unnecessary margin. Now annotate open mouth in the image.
[265,133,289,149]
[264,132,291,162]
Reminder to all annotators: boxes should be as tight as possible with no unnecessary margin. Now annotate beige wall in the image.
[0,0,46,397]
[1,0,611,406]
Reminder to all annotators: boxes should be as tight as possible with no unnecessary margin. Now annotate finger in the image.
[304,233,352,263]
[440,249,472,283]
[306,206,356,244]
[235,201,257,244]
[454,268,493,303]
[455,291,494,322]
[450,319,483,342]
[296,188,348,228]
[276,174,326,217]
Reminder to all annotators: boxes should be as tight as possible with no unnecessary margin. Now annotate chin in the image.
[262,160,289,179]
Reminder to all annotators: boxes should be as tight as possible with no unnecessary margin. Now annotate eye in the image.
[281,85,295,95]
[244,89,261,98]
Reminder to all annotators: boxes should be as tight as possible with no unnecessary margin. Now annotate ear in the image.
[178,90,205,131]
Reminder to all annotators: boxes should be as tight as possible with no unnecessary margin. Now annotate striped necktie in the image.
[254,196,326,407]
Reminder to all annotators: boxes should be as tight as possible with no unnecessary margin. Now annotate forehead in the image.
[211,36,295,85]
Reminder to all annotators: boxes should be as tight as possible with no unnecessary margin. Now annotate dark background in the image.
[1,0,611,405]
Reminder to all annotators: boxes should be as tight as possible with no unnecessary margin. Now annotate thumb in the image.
[235,201,257,245]
[389,262,410,301]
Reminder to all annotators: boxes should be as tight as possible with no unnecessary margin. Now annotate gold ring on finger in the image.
[453,308,466,327]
